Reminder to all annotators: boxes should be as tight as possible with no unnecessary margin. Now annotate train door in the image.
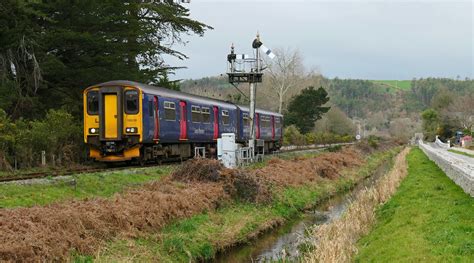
[213,106,219,140]
[179,101,187,140]
[256,113,260,139]
[99,87,122,141]
[271,116,275,140]
[104,94,118,139]
[153,96,159,141]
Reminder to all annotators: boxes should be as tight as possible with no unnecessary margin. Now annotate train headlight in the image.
[89,128,98,134]
[126,127,138,133]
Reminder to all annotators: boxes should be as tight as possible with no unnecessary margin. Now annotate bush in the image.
[283,125,306,146]
[368,135,379,148]
[0,109,83,170]
[0,110,16,170]
[283,125,355,146]
[28,109,83,165]
[326,145,342,152]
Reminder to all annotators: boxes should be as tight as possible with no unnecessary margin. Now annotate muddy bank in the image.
[0,142,397,262]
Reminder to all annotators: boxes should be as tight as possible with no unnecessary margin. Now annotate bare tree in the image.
[444,93,474,131]
[314,106,355,135]
[389,118,420,142]
[265,47,305,113]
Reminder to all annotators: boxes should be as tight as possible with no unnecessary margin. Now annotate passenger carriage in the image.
[83,80,283,163]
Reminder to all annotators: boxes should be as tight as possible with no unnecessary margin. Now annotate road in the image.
[429,143,474,167]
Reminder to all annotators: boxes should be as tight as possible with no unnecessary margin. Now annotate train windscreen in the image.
[87,91,99,115]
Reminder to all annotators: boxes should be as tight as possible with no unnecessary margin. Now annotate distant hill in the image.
[179,76,473,119]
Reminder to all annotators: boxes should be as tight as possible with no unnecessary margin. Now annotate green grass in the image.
[448,149,474,158]
[95,148,401,262]
[356,148,474,262]
[371,80,411,92]
[0,166,172,208]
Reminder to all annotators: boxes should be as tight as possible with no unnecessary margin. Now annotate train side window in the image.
[202,107,211,123]
[264,116,272,127]
[87,91,99,115]
[222,110,230,125]
[191,105,201,122]
[275,117,281,129]
[164,101,176,121]
[125,90,139,114]
[261,116,268,127]
[243,113,249,127]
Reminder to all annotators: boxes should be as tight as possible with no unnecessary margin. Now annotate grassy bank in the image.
[356,148,474,262]
[95,147,401,262]
[303,148,410,262]
[0,166,171,208]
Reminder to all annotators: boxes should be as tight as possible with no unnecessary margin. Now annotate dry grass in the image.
[172,158,272,204]
[0,179,228,262]
[303,147,410,263]
[255,148,363,187]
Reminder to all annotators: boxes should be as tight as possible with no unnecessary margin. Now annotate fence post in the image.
[41,151,46,166]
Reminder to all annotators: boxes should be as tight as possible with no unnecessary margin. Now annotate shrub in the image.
[28,109,83,164]
[0,109,83,170]
[0,109,16,170]
[283,125,306,146]
[368,135,379,148]
[283,127,356,146]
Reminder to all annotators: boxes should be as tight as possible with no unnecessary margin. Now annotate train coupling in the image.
[105,141,118,153]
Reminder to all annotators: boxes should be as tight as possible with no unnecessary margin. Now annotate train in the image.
[83,80,283,163]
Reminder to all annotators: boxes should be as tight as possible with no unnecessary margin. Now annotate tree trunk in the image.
[278,92,284,114]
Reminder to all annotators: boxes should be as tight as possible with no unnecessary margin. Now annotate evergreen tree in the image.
[421,109,439,141]
[285,86,330,133]
[0,0,211,118]
[156,73,181,91]
[0,0,45,119]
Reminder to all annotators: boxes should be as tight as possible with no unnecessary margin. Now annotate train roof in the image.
[88,80,283,117]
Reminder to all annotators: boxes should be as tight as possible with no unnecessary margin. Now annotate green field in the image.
[356,148,474,262]
[371,80,412,91]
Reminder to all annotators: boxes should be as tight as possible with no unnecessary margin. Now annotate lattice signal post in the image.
[226,33,275,152]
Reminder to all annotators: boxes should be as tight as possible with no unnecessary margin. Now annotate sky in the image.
[166,0,473,80]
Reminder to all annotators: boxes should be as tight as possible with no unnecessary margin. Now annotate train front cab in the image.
[83,85,143,162]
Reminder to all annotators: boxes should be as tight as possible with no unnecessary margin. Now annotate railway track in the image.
[0,142,355,183]
[0,166,127,183]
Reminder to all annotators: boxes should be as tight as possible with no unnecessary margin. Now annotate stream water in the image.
[213,160,391,262]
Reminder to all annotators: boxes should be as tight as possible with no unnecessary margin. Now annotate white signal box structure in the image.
[217,133,237,168]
